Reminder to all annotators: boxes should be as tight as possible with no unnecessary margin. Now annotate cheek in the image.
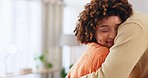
[96,34,109,43]
[96,34,105,42]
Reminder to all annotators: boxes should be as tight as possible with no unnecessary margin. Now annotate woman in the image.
[80,0,148,78]
[67,0,132,77]
[67,16,121,78]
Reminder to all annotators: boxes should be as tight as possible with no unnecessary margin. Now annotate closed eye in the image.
[99,27,110,32]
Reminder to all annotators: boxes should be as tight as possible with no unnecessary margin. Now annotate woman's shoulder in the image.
[87,42,108,49]
[86,42,109,54]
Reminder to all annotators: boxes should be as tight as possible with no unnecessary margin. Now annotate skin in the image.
[95,16,122,48]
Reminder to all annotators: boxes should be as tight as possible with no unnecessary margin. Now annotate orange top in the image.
[67,42,109,78]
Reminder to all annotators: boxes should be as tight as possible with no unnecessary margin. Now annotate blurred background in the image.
[0,0,148,78]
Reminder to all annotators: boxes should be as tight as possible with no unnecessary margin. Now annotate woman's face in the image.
[95,16,121,48]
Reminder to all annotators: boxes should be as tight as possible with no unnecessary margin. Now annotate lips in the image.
[107,41,114,44]
[107,42,114,45]
[107,41,114,47]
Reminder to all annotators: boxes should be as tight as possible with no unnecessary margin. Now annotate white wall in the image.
[62,0,89,72]
[63,0,90,34]
[129,0,148,14]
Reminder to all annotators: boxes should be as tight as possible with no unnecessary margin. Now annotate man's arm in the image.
[81,22,147,78]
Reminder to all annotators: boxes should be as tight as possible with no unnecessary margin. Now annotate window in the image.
[0,0,42,78]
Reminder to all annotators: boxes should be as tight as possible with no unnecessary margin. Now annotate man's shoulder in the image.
[126,11,148,23]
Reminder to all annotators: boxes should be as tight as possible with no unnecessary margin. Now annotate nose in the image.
[109,30,116,39]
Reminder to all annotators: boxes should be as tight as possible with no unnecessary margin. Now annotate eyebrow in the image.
[99,23,121,27]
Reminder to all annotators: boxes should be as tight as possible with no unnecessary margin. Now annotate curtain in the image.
[41,0,64,77]
[0,0,42,78]
[0,0,67,77]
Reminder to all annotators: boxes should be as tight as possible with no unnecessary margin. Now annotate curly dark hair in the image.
[74,0,133,44]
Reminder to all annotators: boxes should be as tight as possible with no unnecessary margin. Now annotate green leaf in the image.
[60,68,67,78]
[39,55,45,62]
[47,63,53,68]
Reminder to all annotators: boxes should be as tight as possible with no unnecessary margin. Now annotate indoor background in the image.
[0,0,148,78]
